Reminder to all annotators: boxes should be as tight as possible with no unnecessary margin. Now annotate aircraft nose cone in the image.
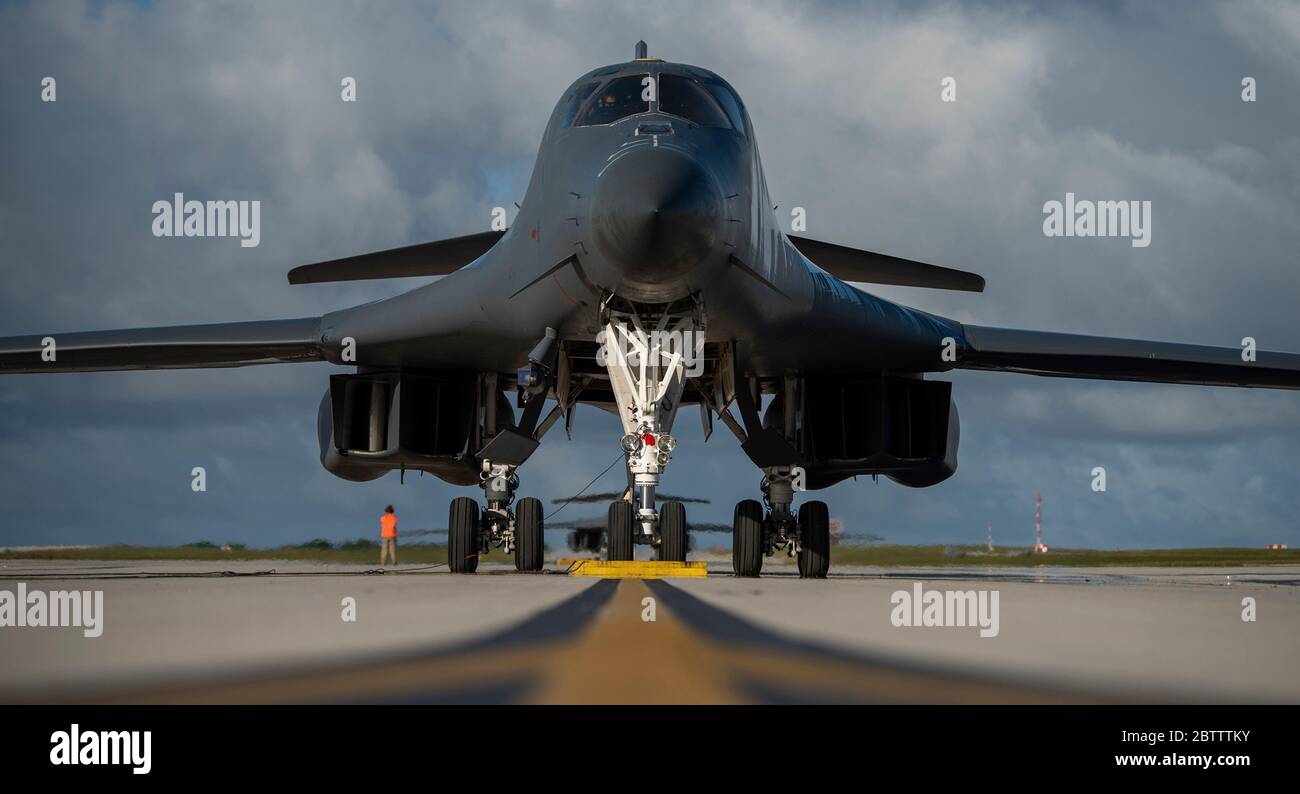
[590,146,724,286]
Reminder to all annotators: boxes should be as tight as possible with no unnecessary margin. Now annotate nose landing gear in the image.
[598,298,702,562]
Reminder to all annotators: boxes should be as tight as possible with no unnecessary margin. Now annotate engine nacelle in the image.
[316,371,513,486]
[764,376,959,490]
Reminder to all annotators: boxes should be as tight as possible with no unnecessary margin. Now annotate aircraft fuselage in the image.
[319,58,964,381]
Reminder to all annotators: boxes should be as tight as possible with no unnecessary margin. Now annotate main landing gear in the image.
[448,459,545,574]
[731,467,829,579]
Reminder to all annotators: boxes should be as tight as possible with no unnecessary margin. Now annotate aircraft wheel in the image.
[514,497,544,572]
[658,500,687,562]
[607,500,634,561]
[448,497,481,574]
[797,500,831,579]
[732,499,764,577]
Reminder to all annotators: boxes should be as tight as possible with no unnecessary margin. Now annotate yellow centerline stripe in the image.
[527,580,747,704]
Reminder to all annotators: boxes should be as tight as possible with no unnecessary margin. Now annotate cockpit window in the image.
[703,81,747,134]
[658,74,732,129]
[559,81,601,128]
[575,75,650,126]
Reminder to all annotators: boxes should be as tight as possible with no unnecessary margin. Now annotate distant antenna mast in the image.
[1033,493,1048,553]
[987,520,993,552]
[635,40,648,59]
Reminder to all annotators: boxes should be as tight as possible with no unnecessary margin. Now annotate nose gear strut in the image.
[598,296,703,558]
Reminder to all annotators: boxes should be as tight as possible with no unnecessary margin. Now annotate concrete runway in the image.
[1,558,1296,703]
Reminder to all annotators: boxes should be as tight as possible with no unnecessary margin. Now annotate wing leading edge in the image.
[0,317,324,373]
[958,325,1300,389]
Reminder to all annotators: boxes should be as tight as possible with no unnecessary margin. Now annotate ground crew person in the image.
[380,505,399,566]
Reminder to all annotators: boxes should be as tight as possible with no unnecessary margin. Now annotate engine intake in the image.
[317,370,505,485]
[763,376,959,489]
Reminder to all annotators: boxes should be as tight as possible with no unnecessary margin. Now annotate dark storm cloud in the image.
[0,0,1296,549]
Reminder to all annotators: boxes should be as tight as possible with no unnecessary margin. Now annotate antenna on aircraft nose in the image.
[635,40,648,59]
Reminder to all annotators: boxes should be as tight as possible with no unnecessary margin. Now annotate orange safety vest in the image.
[380,513,398,538]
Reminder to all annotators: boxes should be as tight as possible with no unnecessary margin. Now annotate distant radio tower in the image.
[1033,493,1048,553]
[987,520,993,552]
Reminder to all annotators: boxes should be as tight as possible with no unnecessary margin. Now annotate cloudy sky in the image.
[1,0,1297,549]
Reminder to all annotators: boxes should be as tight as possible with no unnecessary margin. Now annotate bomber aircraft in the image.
[4,42,1298,577]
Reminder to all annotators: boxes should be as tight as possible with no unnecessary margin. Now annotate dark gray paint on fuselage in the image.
[318,58,964,381]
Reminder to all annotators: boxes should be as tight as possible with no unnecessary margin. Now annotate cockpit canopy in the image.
[560,69,747,134]
[574,75,645,126]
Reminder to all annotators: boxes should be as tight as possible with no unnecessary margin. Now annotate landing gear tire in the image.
[514,496,544,572]
[798,500,830,579]
[658,500,687,562]
[449,496,481,574]
[732,499,764,577]
[607,500,635,561]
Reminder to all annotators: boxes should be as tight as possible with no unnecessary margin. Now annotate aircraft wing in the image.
[789,235,985,292]
[958,325,1300,389]
[288,231,506,284]
[0,317,324,373]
